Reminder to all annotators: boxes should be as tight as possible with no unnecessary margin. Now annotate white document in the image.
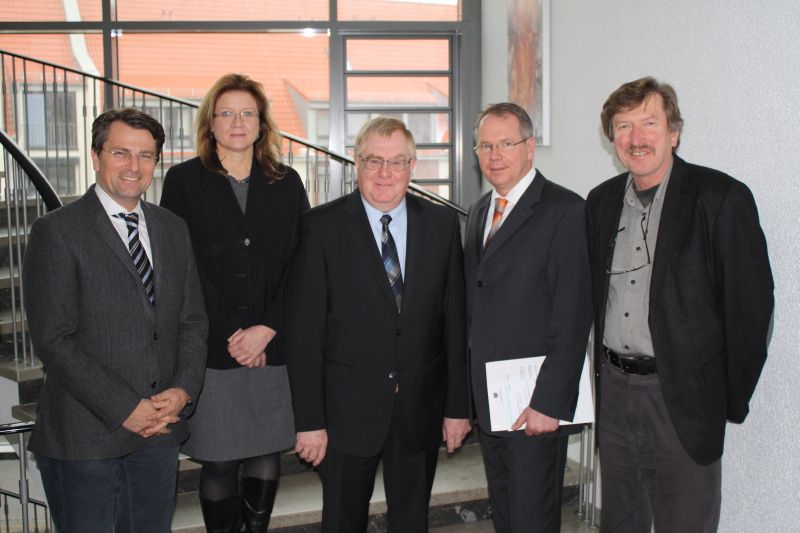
[485,354,595,432]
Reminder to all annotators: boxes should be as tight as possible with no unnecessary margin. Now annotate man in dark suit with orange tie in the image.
[464,102,592,533]
[286,117,471,532]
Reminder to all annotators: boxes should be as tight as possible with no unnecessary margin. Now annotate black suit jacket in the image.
[161,157,309,368]
[586,155,774,465]
[464,171,592,439]
[285,191,469,457]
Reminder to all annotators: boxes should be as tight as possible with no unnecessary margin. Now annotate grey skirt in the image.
[181,365,295,461]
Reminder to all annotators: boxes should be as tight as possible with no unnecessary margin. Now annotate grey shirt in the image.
[603,164,672,357]
[226,174,250,213]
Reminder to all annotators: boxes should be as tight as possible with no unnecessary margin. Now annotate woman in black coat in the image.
[161,73,309,532]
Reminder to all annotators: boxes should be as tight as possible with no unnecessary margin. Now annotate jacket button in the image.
[396,328,401,336]
[150,381,157,389]
[388,371,397,380]
[153,333,158,340]
[476,280,483,287]
[243,238,251,246]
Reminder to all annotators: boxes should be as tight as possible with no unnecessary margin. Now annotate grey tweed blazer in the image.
[23,185,208,460]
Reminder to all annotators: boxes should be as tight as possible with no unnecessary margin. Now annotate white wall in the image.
[482,1,800,531]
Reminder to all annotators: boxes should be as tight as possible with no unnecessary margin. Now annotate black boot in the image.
[200,495,242,533]
[240,477,278,532]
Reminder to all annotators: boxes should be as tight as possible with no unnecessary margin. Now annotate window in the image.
[25,91,78,150]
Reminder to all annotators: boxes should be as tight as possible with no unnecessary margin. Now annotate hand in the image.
[228,325,276,366]
[245,352,267,368]
[295,429,328,467]
[150,387,191,420]
[442,417,472,453]
[122,399,169,438]
[511,407,560,436]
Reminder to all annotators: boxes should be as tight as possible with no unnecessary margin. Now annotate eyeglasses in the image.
[213,110,258,121]
[101,148,159,164]
[473,137,531,155]
[606,211,652,275]
[358,156,413,172]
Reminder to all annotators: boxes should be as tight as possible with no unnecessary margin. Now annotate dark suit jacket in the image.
[285,191,469,457]
[464,171,592,439]
[23,186,208,460]
[585,155,774,465]
[161,157,309,368]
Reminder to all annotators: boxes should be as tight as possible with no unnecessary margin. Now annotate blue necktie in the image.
[114,212,155,305]
[380,214,403,312]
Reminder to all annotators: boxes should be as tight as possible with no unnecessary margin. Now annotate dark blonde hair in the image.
[196,73,284,179]
[601,77,683,148]
[354,116,416,159]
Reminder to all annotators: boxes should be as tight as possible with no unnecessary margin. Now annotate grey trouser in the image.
[598,363,721,533]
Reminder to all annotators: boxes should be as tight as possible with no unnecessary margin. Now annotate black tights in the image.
[199,453,280,501]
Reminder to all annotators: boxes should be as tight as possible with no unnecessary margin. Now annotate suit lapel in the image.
[201,160,248,231]
[595,174,628,335]
[87,189,151,298]
[343,192,397,310]
[480,171,545,264]
[649,156,693,305]
[400,195,423,312]
[245,157,270,229]
[466,192,491,265]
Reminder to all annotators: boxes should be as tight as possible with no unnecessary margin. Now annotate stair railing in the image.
[0,48,465,215]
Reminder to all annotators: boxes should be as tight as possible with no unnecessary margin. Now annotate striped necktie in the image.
[380,214,404,312]
[114,212,155,305]
[484,197,508,249]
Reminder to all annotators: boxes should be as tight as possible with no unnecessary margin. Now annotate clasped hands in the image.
[228,325,277,368]
[122,387,190,438]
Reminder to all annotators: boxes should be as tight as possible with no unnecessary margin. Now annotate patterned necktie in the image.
[484,197,509,249]
[380,214,404,312]
[114,212,155,305]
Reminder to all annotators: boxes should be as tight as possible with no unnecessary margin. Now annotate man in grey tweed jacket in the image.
[22,108,208,533]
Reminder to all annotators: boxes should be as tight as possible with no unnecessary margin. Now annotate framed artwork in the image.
[508,0,550,145]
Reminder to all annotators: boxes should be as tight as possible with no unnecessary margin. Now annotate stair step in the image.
[170,441,582,532]
[0,308,26,336]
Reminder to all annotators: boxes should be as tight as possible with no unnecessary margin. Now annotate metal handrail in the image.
[0,48,466,215]
[0,421,50,533]
[0,131,62,212]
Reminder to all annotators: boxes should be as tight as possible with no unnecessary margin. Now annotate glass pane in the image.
[3,0,102,21]
[346,39,449,72]
[346,112,450,146]
[338,0,459,21]
[117,33,330,143]
[0,34,103,72]
[346,77,449,109]
[116,0,328,21]
[414,148,450,181]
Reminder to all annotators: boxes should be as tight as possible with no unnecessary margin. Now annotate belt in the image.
[603,347,657,375]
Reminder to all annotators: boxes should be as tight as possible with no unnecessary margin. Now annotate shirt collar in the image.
[624,160,673,209]
[361,195,407,224]
[94,184,144,218]
[490,166,537,206]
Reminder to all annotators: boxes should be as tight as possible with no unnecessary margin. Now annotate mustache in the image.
[626,145,654,155]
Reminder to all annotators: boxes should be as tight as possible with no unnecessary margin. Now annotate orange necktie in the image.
[484,197,508,249]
